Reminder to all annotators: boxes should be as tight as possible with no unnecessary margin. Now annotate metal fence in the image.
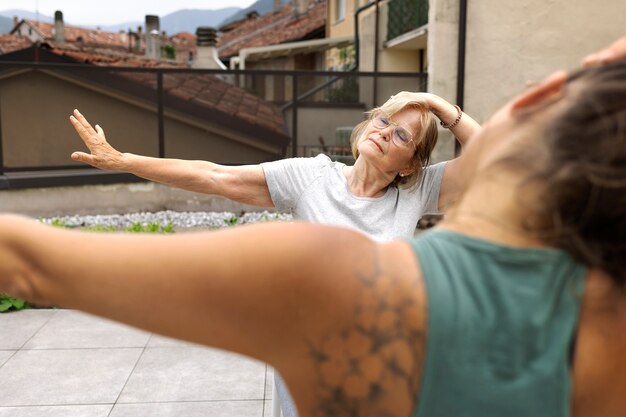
[0,61,427,189]
[387,0,429,41]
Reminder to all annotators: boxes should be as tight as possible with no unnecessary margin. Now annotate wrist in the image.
[440,105,463,129]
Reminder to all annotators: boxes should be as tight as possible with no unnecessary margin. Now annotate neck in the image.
[344,157,398,198]
[440,171,547,247]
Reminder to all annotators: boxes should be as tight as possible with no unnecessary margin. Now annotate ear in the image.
[399,167,416,177]
[511,70,568,113]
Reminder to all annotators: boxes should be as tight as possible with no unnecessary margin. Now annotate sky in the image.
[0,1,258,25]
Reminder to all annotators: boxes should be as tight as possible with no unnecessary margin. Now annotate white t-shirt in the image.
[262,154,447,241]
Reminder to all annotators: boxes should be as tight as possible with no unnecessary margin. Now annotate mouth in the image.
[368,138,384,153]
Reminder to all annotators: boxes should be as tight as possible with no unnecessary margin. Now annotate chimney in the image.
[293,0,309,18]
[54,11,64,42]
[136,26,143,53]
[144,15,161,60]
[274,0,282,12]
[192,27,226,70]
[12,16,18,30]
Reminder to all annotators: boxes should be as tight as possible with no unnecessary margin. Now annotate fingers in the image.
[582,35,626,67]
[70,151,96,165]
[72,109,98,136]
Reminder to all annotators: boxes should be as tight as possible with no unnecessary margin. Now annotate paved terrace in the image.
[0,309,274,417]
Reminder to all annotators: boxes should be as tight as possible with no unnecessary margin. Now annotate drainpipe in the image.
[353,1,378,71]
[455,0,468,155]
[373,0,380,106]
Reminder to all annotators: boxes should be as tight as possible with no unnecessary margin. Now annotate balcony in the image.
[386,0,429,44]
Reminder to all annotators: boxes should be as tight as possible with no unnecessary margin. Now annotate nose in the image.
[379,125,393,141]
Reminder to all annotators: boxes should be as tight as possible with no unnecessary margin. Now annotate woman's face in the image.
[356,107,421,175]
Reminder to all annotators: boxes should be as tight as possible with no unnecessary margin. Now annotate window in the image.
[336,0,346,21]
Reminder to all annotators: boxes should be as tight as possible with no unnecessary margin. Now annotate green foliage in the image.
[49,217,66,228]
[161,44,176,60]
[124,221,174,234]
[0,294,31,312]
[224,215,239,226]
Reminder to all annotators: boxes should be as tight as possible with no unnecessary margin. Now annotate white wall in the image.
[428,0,626,157]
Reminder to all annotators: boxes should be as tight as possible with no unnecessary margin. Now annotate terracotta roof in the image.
[44,45,286,135]
[218,0,326,58]
[0,34,33,54]
[47,42,186,68]
[123,72,285,134]
[16,19,130,50]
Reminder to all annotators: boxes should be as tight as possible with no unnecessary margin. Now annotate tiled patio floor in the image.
[0,309,273,417]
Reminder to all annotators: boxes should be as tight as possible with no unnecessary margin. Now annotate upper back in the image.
[572,270,626,417]
[409,229,587,417]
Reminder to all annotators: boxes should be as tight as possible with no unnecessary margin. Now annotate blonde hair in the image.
[349,95,439,188]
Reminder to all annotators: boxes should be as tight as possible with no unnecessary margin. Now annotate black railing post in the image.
[0,99,4,175]
[291,74,298,157]
[157,70,165,158]
[455,0,468,156]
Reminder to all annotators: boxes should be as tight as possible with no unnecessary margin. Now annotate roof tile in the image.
[218,0,326,58]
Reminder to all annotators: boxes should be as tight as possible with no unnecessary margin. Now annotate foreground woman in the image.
[1,59,625,416]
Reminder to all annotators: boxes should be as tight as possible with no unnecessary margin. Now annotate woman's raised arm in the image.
[391,91,481,147]
[69,109,274,207]
[0,215,426,417]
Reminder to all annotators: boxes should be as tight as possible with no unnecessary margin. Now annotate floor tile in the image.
[23,310,150,349]
[0,348,142,406]
[147,334,205,349]
[0,405,112,417]
[0,351,14,368]
[110,400,264,417]
[265,365,274,399]
[0,310,57,349]
[118,346,265,403]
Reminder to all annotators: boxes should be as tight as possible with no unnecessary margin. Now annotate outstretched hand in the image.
[69,109,124,171]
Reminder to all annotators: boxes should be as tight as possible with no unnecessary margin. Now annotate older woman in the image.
[2,55,626,417]
[69,93,480,240]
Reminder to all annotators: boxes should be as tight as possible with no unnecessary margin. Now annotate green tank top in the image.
[409,229,586,417]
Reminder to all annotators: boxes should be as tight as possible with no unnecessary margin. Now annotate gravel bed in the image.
[40,210,293,230]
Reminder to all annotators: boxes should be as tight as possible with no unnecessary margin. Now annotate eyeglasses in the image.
[371,114,415,149]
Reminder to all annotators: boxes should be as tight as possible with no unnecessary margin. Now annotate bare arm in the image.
[392,92,481,147]
[391,92,481,211]
[0,215,426,417]
[69,109,273,207]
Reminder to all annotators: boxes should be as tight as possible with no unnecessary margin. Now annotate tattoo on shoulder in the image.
[308,245,426,417]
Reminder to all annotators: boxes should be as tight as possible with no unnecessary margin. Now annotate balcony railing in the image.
[0,62,426,189]
[387,0,429,41]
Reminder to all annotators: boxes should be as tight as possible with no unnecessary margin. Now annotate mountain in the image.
[219,0,290,27]
[100,8,241,34]
[161,8,240,34]
[0,9,53,24]
[0,7,242,36]
[0,15,12,33]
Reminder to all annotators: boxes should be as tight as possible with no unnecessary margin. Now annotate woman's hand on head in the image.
[69,109,125,171]
[583,35,626,67]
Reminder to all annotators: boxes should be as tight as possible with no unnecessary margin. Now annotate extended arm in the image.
[69,109,273,207]
[0,215,426,417]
